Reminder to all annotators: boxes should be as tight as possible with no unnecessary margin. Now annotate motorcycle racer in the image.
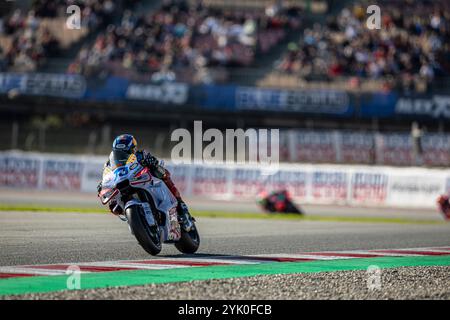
[437,194,450,220]
[97,134,194,230]
[257,189,303,215]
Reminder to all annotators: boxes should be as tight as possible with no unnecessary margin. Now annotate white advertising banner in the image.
[385,171,445,208]
[0,151,448,209]
[80,158,104,193]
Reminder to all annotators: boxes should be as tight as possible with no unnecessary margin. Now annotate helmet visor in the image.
[110,150,132,169]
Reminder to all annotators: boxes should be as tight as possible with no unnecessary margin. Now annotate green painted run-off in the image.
[0,255,449,296]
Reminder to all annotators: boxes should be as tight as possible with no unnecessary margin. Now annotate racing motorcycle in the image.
[437,194,450,220]
[258,189,303,215]
[98,150,200,255]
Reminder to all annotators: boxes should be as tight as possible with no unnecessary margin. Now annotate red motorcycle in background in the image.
[437,195,450,220]
[258,189,303,215]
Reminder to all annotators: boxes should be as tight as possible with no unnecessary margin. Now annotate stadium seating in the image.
[0,0,121,72]
[67,0,302,83]
[260,0,450,92]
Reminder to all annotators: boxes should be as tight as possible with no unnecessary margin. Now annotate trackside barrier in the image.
[0,151,448,209]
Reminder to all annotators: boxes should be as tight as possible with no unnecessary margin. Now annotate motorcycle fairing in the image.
[125,199,156,227]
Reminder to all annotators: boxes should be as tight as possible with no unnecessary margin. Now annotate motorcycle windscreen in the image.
[109,150,134,170]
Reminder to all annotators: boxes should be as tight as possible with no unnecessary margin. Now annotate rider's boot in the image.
[177,201,195,232]
[156,166,195,231]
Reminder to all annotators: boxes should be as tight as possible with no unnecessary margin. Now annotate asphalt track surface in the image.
[1,190,449,299]
[0,210,449,267]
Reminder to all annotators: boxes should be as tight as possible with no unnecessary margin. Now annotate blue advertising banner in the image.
[83,76,129,101]
[359,92,398,118]
[1,72,449,120]
[193,84,236,111]
[394,95,450,119]
[0,73,86,98]
[235,86,353,115]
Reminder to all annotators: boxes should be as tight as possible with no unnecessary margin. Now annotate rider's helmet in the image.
[112,134,137,155]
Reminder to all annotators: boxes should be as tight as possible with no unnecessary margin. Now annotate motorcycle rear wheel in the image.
[126,205,162,256]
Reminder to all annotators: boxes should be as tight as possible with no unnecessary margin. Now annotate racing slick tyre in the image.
[126,205,162,256]
[175,223,200,254]
[285,201,303,215]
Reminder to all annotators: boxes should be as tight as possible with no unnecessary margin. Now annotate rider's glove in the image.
[141,153,159,168]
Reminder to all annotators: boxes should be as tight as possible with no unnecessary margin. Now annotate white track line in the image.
[248,253,355,260]
[313,250,418,257]
[127,257,263,265]
[1,246,449,277]
[79,261,188,270]
[0,267,69,276]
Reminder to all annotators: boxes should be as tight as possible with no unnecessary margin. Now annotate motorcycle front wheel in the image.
[174,223,200,254]
[126,205,162,256]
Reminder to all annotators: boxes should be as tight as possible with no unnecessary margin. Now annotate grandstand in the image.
[0,0,449,167]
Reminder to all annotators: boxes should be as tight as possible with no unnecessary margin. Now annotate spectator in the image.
[274,0,450,90]
[68,0,300,83]
[0,0,122,72]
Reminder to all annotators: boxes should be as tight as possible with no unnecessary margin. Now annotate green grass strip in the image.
[0,204,105,213]
[0,204,444,225]
[1,255,449,297]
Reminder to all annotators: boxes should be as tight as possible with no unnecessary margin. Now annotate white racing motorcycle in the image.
[98,150,200,255]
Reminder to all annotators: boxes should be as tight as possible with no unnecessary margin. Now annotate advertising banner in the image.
[261,169,308,200]
[191,165,230,198]
[0,73,86,98]
[378,134,414,166]
[43,159,83,190]
[395,95,450,119]
[386,172,444,208]
[1,151,448,209]
[0,154,40,188]
[311,170,348,203]
[80,159,104,193]
[231,168,262,198]
[288,130,338,163]
[235,87,351,115]
[126,82,189,105]
[340,132,375,164]
[2,72,450,122]
[421,134,450,167]
[164,163,192,195]
[351,171,388,205]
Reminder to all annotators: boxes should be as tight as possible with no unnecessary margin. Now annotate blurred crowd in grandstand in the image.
[272,0,450,92]
[0,0,449,91]
[0,0,134,73]
[66,0,301,83]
